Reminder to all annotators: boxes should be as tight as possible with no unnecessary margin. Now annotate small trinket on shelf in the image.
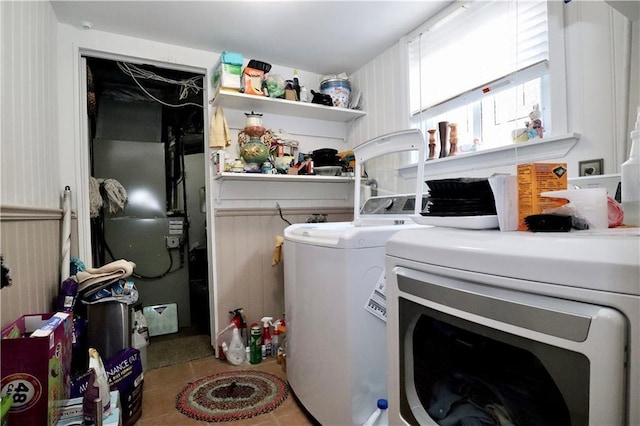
[525,104,544,139]
[427,129,437,160]
[448,123,458,156]
[438,121,449,158]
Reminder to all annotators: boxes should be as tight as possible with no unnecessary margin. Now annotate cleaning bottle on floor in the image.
[222,325,245,365]
[88,348,111,418]
[363,399,388,426]
[229,308,248,346]
[276,318,287,364]
[272,319,282,358]
[250,323,262,364]
[261,317,273,357]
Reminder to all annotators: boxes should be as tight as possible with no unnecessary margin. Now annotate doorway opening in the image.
[84,56,211,349]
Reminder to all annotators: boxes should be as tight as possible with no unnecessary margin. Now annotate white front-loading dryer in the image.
[385,227,640,426]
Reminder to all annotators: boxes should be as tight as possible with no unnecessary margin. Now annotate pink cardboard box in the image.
[1,312,73,425]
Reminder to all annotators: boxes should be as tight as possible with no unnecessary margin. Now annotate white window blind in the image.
[409,0,549,116]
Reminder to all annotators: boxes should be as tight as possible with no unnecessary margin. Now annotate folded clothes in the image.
[77,259,136,295]
[82,280,139,305]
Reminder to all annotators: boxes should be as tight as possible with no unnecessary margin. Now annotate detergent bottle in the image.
[221,325,245,366]
[88,348,111,418]
[250,323,262,364]
[261,317,273,357]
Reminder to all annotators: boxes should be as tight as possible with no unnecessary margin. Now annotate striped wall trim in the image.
[0,205,76,221]
[214,206,352,218]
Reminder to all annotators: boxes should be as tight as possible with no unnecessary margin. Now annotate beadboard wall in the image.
[347,1,638,179]
[348,42,410,146]
[0,208,78,327]
[212,207,352,334]
[0,1,63,327]
[1,1,59,207]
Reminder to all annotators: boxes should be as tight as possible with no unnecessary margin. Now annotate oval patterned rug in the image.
[176,370,289,422]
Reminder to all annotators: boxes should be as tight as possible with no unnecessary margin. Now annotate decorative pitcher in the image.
[244,111,266,138]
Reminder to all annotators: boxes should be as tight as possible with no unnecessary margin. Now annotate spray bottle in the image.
[274,317,287,359]
[249,323,262,364]
[622,106,640,226]
[272,319,282,358]
[261,317,273,357]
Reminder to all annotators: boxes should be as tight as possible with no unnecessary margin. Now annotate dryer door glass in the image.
[394,270,628,426]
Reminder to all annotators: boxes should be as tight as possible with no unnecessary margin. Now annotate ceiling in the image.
[50,1,451,76]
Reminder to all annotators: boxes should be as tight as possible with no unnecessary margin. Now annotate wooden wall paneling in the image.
[0,219,61,327]
[1,1,59,207]
[213,208,352,338]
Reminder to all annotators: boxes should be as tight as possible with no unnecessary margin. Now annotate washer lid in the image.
[353,129,426,226]
[386,227,640,295]
[284,222,424,249]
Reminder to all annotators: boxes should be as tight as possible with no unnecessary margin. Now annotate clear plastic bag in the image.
[265,74,286,98]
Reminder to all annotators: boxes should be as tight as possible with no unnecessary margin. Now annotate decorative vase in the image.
[448,123,458,156]
[427,129,437,160]
[438,121,449,158]
[239,137,270,165]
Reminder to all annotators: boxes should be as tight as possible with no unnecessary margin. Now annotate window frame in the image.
[406,0,568,149]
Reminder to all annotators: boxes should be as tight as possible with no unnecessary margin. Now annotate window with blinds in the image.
[408,0,549,153]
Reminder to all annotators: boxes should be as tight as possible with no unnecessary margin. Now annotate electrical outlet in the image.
[166,236,180,249]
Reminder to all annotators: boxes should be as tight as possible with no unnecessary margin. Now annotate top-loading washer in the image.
[284,129,428,425]
[385,226,640,425]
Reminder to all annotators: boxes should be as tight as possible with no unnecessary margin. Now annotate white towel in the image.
[209,106,231,148]
[77,259,136,294]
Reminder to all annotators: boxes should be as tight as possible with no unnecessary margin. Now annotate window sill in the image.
[399,133,581,179]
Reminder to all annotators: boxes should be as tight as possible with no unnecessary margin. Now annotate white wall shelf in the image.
[399,133,581,179]
[211,89,366,123]
[211,173,354,209]
[213,172,353,183]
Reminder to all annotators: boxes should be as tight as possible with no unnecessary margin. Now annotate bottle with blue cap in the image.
[363,398,388,426]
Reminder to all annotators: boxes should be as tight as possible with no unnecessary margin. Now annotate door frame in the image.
[71,47,214,334]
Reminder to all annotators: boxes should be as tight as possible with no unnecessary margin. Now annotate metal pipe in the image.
[61,186,72,282]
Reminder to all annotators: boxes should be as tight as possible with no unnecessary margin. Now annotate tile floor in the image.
[138,355,316,425]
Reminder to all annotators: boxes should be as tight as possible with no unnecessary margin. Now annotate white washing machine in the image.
[385,226,640,425]
[284,129,428,425]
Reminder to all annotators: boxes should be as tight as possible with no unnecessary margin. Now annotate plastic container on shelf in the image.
[363,398,388,426]
[320,76,351,108]
[622,106,640,226]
